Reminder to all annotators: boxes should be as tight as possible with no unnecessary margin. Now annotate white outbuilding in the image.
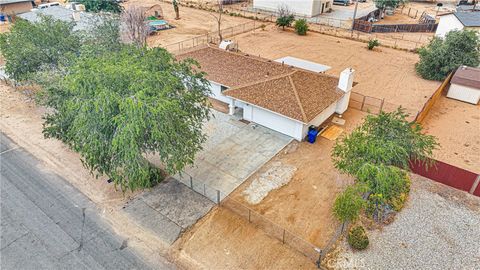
[177,46,356,141]
[435,11,480,38]
[447,66,480,105]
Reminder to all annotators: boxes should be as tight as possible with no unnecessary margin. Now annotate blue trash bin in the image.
[0,14,5,22]
[308,129,318,143]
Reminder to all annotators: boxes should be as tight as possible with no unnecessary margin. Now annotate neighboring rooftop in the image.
[451,66,480,89]
[176,47,293,88]
[274,56,331,73]
[18,6,96,31]
[454,11,480,27]
[224,70,343,123]
[0,0,32,4]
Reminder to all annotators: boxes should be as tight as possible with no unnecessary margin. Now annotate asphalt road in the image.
[0,133,172,270]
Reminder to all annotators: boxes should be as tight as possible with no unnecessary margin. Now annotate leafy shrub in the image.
[416,30,480,81]
[276,15,295,30]
[367,39,380,50]
[347,226,369,250]
[333,184,367,224]
[294,19,308,35]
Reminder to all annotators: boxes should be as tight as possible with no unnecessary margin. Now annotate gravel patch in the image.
[242,161,296,204]
[328,174,480,270]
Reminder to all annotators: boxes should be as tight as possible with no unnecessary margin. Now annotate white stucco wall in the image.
[253,0,329,16]
[243,103,305,140]
[447,83,480,104]
[435,14,464,38]
[302,101,338,138]
[209,81,232,104]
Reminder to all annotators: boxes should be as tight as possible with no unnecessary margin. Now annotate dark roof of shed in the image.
[454,11,480,27]
[451,66,480,89]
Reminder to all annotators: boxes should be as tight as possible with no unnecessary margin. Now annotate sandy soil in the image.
[376,13,419,25]
[232,25,441,112]
[124,0,253,46]
[0,83,173,268]
[421,95,480,173]
[229,109,367,248]
[171,207,318,270]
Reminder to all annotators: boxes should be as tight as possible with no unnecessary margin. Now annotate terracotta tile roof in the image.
[177,46,346,123]
[451,66,480,89]
[176,46,293,87]
[224,70,344,123]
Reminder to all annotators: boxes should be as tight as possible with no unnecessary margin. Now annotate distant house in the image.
[436,11,480,38]
[447,66,480,105]
[253,0,333,17]
[177,46,356,141]
[0,0,34,15]
[18,6,96,31]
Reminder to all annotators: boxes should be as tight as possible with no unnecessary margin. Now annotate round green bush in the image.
[294,19,309,35]
[347,226,369,250]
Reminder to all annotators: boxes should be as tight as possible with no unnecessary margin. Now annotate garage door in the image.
[251,106,302,140]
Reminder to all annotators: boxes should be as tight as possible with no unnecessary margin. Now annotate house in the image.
[253,0,333,17]
[0,0,34,16]
[177,46,355,141]
[446,66,480,104]
[436,11,480,38]
[18,6,96,31]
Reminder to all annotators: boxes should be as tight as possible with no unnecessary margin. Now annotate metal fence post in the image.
[217,190,221,204]
[190,176,193,189]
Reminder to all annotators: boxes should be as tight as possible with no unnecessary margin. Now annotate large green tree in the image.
[77,0,123,13]
[332,108,437,222]
[0,16,81,81]
[374,0,408,9]
[332,108,438,174]
[40,46,212,191]
[416,30,480,81]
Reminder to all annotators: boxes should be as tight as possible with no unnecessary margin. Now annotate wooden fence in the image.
[353,20,437,33]
[414,72,453,123]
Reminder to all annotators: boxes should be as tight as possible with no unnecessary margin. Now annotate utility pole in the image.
[351,1,359,34]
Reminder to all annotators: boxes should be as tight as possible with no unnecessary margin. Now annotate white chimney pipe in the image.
[338,68,355,93]
[336,68,355,114]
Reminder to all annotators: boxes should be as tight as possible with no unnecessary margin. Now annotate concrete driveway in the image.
[176,111,292,201]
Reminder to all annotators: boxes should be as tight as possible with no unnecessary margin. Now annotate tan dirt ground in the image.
[231,24,441,112]
[228,109,367,249]
[171,207,318,270]
[421,95,480,173]
[124,0,253,46]
[375,13,419,25]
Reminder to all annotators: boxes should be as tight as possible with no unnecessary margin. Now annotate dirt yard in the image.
[231,25,441,112]
[171,207,317,270]
[375,13,419,25]
[229,109,368,248]
[124,0,253,46]
[422,95,480,173]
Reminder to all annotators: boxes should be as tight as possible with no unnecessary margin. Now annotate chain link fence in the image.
[221,196,323,264]
[175,172,222,204]
[164,20,260,54]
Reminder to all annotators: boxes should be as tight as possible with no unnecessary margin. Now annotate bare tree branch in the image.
[121,5,148,47]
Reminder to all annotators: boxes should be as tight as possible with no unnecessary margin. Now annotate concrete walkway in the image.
[122,178,215,245]
[176,111,292,201]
